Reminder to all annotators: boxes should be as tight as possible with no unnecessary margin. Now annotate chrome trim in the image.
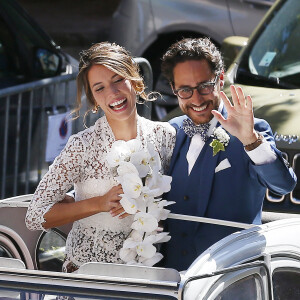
[266,153,288,203]
[290,153,300,204]
[274,133,299,145]
[266,189,285,203]
[0,226,34,269]
[243,0,274,8]
[0,234,22,260]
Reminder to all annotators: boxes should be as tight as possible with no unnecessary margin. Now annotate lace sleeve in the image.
[25,135,86,231]
[158,122,176,174]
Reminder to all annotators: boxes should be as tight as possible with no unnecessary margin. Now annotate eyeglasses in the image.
[173,76,219,100]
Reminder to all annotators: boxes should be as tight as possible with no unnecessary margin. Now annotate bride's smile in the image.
[88,64,137,122]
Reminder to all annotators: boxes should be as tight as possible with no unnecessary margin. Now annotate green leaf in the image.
[209,139,225,156]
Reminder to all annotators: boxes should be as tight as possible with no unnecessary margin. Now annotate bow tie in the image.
[182,118,210,141]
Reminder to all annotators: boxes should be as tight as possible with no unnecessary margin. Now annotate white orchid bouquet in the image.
[106,139,174,267]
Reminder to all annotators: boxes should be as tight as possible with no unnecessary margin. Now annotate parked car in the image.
[0,0,77,89]
[109,0,275,119]
[0,195,300,299]
[166,0,300,215]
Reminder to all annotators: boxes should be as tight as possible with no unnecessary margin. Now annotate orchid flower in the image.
[139,252,164,267]
[148,200,175,221]
[120,195,138,214]
[119,247,137,263]
[136,242,156,259]
[118,173,143,198]
[139,186,159,204]
[117,161,139,176]
[126,139,143,154]
[131,212,158,232]
[106,140,131,167]
[144,232,171,244]
[147,143,162,172]
[129,150,151,178]
[145,172,172,196]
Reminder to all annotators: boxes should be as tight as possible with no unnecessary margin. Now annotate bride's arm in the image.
[25,135,122,231]
[42,185,123,229]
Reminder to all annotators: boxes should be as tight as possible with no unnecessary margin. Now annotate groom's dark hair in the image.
[161,37,224,85]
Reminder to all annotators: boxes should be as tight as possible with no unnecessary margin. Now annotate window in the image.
[237,0,300,89]
[36,229,66,272]
[273,268,300,300]
[215,275,263,300]
[0,15,22,87]
[0,244,13,258]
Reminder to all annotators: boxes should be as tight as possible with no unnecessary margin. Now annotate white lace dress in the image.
[25,115,176,269]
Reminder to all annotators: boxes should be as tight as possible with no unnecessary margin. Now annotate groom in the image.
[160,37,297,271]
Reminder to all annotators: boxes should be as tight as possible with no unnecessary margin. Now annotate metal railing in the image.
[0,73,78,199]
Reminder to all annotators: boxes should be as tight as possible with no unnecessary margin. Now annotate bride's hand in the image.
[110,204,130,219]
[100,184,123,212]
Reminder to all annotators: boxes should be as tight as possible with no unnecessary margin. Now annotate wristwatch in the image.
[244,132,264,151]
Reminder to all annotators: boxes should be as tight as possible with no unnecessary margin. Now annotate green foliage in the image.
[210,139,225,156]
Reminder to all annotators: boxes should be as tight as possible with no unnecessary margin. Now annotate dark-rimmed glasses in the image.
[173,76,219,99]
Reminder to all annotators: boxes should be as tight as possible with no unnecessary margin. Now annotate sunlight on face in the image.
[88,64,137,122]
[173,60,221,124]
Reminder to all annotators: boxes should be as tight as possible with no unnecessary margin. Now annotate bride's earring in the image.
[92,105,100,114]
[136,90,143,102]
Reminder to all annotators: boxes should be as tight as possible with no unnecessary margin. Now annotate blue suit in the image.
[162,109,297,271]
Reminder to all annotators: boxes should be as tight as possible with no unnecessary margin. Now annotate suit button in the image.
[183,195,189,201]
[182,250,188,256]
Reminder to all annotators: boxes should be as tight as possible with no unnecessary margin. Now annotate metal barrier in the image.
[0,73,78,199]
[0,57,153,200]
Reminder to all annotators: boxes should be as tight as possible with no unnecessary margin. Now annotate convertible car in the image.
[0,194,300,299]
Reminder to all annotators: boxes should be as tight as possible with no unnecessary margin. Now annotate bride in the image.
[25,42,176,273]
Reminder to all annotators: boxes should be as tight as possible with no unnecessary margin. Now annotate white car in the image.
[109,0,275,119]
[0,195,300,299]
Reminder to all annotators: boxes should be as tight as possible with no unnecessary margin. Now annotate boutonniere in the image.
[210,127,230,156]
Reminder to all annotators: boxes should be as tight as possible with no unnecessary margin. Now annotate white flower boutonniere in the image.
[106,139,174,267]
[210,127,230,156]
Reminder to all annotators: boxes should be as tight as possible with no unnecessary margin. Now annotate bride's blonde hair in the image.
[73,42,150,119]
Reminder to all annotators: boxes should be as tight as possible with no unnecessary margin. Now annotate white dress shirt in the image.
[186,101,277,175]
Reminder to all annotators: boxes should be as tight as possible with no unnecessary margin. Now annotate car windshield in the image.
[238,0,300,89]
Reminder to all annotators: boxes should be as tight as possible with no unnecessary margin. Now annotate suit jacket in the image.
[162,108,297,271]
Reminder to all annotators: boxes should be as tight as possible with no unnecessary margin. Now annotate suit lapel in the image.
[168,128,189,175]
[193,135,221,219]
[193,106,228,223]
[169,107,229,220]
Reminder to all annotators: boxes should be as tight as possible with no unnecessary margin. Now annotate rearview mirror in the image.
[35,48,61,77]
[221,36,248,70]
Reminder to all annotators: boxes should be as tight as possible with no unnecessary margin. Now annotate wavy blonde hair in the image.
[73,42,150,119]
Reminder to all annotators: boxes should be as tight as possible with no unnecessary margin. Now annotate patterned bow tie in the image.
[182,118,210,141]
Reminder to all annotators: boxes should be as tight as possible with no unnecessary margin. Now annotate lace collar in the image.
[95,114,142,143]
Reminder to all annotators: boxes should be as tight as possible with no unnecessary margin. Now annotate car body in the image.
[109,0,275,119]
[224,0,300,214]
[165,0,300,215]
[0,195,300,299]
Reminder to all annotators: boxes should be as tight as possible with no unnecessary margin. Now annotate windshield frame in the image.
[235,0,299,90]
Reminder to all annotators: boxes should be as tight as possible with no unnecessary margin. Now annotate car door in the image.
[180,260,271,299]
[227,0,275,36]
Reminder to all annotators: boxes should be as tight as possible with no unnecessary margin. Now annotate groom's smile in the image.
[173,60,220,125]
